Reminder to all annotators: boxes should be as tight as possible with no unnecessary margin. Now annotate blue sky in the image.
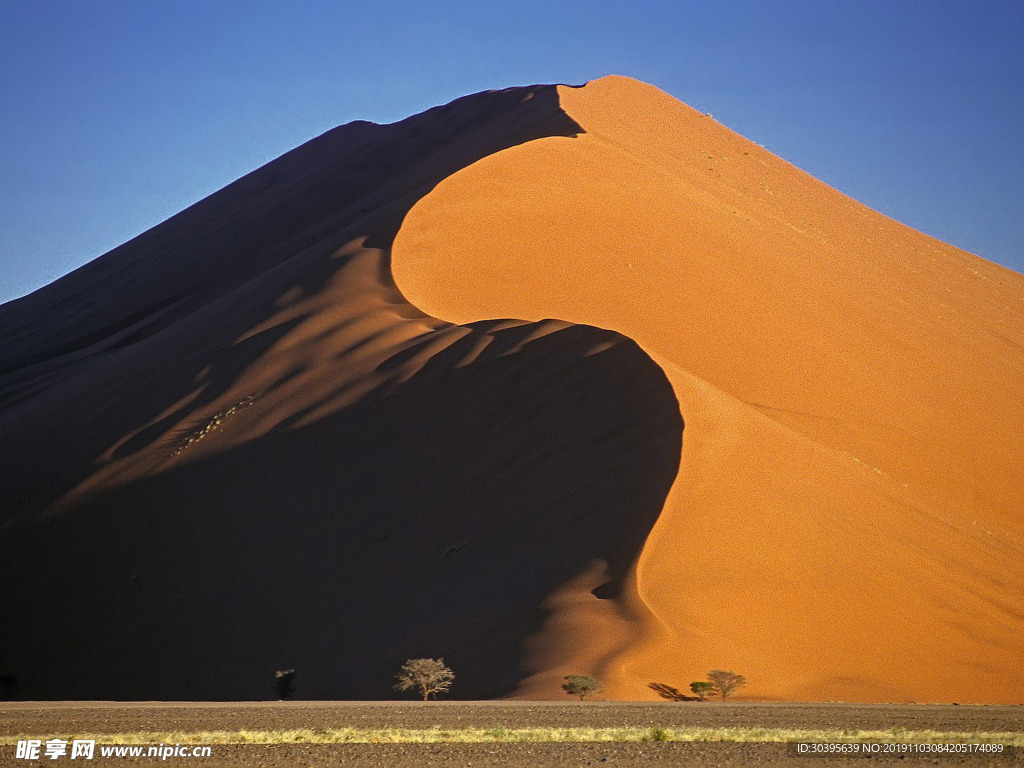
[1,0,1021,303]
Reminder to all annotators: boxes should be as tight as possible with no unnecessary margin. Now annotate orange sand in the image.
[392,76,1024,703]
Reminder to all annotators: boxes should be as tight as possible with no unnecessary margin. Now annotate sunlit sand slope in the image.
[392,76,1024,703]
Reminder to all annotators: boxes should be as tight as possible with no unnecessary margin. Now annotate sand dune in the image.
[393,77,1024,703]
[1,76,1021,703]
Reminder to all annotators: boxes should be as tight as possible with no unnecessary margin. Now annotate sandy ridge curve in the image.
[0,81,684,701]
[391,75,1024,703]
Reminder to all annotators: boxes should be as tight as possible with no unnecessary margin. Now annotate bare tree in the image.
[393,658,454,701]
[561,674,604,700]
[706,669,746,701]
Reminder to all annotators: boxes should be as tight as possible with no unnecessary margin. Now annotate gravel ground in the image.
[1,741,1020,767]
[1,701,1021,767]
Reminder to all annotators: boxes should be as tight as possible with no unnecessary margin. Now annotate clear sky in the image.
[1,0,1021,303]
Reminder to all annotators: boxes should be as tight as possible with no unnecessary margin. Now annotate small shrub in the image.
[561,674,604,700]
[689,681,716,701]
[274,669,296,700]
[393,658,454,701]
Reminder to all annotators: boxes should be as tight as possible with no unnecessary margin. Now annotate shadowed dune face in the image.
[0,85,684,700]
[0,84,584,520]
[1,319,681,700]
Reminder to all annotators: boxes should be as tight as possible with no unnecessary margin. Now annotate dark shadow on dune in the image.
[0,85,584,517]
[1,322,681,700]
[0,83,685,699]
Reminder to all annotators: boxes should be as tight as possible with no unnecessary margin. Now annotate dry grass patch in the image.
[3,727,1023,746]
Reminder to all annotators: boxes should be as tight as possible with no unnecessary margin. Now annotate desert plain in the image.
[2,701,1023,767]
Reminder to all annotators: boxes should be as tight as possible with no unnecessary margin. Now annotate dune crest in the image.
[391,75,1024,703]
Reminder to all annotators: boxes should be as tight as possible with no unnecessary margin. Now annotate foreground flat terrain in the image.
[2,701,1021,766]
